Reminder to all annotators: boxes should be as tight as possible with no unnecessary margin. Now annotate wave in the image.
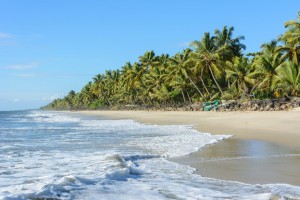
[25,111,81,123]
[2,152,300,200]
[1,111,300,199]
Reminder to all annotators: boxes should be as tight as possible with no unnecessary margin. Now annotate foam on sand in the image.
[0,110,300,200]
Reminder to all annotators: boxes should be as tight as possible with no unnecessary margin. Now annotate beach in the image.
[77,110,300,185]
[2,110,300,199]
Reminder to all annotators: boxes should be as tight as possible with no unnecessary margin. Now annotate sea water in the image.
[0,110,299,200]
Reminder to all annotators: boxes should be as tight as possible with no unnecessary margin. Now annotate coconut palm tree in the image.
[190,32,224,95]
[276,44,300,65]
[276,12,300,65]
[81,82,97,106]
[91,74,111,106]
[281,12,300,46]
[276,61,300,97]
[253,49,283,97]
[168,49,205,100]
[213,26,246,59]
[225,57,258,97]
[139,50,160,72]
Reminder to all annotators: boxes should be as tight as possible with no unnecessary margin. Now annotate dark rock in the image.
[291,97,300,105]
[264,105,271,111]
[280,104,287,110]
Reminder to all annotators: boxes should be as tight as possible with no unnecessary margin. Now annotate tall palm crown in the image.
[277,12,300,65]
[190,32,223,94]
[139,50,160,71]
[213,26,246,59]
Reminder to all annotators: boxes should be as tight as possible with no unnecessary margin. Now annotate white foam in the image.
[124,124,231,157]
[79,119,230,157]
[26,111,81,123]
[1,111,300,200]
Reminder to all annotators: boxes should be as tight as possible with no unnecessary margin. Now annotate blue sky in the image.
[0,0,299,110]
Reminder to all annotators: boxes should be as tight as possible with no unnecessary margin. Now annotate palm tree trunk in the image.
[102,92,112,106]
[200,69,210,96]
[106,97,112,106]
[208,64,223,95]
[181,90,186,103]
[187,75,206,100]
[186,90,192,103]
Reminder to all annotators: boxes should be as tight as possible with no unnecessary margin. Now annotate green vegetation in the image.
[42,12,300,110]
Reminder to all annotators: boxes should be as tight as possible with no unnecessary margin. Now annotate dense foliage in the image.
[43,12,300,110]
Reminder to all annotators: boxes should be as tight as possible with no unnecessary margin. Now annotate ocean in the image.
[0,110,299,200]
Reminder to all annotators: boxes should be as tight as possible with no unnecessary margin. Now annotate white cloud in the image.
[42,94,61,101]
[13,73,35,78]
[3,62,39,70]
[0,33,12,39]
[50,95,60,100]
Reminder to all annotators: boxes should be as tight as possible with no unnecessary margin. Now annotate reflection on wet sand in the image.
[171,138,300,185]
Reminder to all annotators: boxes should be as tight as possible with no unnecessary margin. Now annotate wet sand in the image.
[75,110,300,185]
[170,138,300,185]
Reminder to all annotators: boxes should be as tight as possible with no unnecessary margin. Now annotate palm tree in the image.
[157,54,170,70]
[253,49,283,96]
[213,26,246,59]
[42,12,300,111]
[225,57,257,97]
[276,44,300,65]
[190,32,224,95]
[92,74,112,106]
[168,49,205,100]
[276,61,300,97]
[281,12,300,46]
[122,62,147,105]
[119,62,135,104]
[145,65,167,101]
[276,12,300,65]
[260,40,278,55]
[139,50,160,71]
[81,82,97,106]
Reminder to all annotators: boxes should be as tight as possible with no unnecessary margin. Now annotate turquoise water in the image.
[0,110,299,200]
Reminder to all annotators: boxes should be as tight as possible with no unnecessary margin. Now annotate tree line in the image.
[42,12,300,110]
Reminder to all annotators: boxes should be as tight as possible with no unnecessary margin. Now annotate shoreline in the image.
[72,110,300,185]
[75,110,300,149]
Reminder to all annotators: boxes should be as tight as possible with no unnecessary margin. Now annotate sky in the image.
[0,0,299,111]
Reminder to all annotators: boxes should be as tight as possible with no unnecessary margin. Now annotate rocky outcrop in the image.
[214,98,300,112]
[89,97,300,112]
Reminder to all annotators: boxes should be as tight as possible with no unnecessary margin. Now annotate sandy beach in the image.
[76,110,300,185]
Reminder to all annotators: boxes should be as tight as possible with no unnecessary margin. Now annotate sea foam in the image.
[1,110,300,200]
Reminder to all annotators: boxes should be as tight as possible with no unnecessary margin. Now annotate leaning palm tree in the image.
[190,32,224,95]
[168,49,205,100]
